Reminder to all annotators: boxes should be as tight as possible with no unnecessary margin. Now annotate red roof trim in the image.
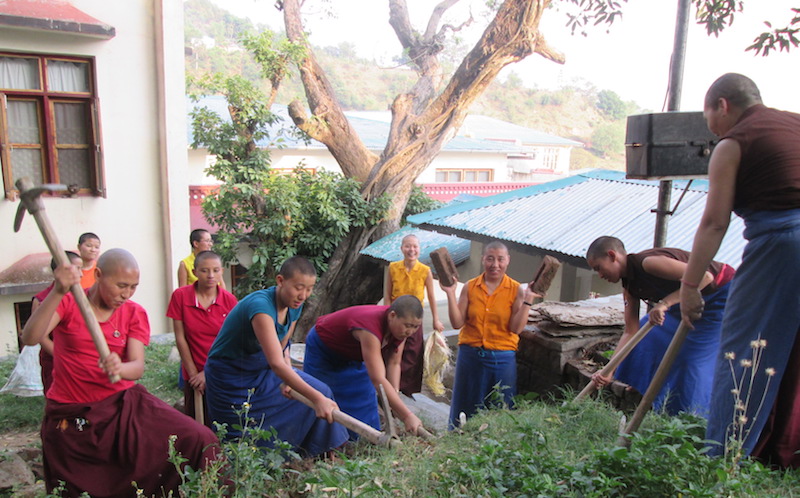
[0,0,115,39]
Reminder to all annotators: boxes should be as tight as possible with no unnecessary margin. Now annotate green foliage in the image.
[402,185,443,225]
[596,89,627,120]
[169,393,300,497]
[204,166,390,296]
[694,1,799,55]
[591,121,626,157]
[189,39,392,296]
[138,341,182,406]
[0,352,45,431]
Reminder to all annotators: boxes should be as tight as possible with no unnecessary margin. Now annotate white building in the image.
[186,99,582,214]
[0,0,188,355]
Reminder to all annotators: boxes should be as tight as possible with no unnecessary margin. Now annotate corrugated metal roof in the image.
[407,169,746,268]
[359,226,471,269]
[187,97,526,154]
[345,111,584,147]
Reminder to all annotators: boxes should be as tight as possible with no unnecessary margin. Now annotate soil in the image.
[0,430,39,453]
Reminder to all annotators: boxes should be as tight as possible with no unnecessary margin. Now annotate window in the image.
[542,147,559,170]
[435,169,493,182]
[0,53,103,200]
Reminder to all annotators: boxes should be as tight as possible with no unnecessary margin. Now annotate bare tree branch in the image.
[423,0,463,41]
[281,0,378,181]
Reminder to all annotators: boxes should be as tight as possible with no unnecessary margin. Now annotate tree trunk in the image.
[283,0,565,336]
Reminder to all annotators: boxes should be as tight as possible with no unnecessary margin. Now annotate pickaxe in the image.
[616,321,691,447]
[14,177,120,383]
[282,384,401,448]
[573,322,655,402]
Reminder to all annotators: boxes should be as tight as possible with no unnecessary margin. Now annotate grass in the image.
[4,341,800,497]
[0,341,182,433]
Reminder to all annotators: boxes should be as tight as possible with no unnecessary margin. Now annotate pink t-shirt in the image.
[166,283,238,378]
[314,305,401,361]
[48,293,150,404]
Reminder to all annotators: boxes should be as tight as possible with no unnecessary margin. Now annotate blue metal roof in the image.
[359,226,471,269]
[406,169,746,268]
[187,96,526,154]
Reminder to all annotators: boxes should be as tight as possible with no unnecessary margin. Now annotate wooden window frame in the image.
[0,52,104,200]
[434,168,494,183]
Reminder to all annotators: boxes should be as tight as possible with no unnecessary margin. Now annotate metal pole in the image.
[653,0,691,248]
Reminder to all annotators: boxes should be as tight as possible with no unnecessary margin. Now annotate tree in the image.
[693,1,799,55]
[206,0,792,335]
[274,0,569,335]
[596,89,626,120]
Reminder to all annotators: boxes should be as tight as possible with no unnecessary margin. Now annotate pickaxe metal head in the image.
[14,178,67,232]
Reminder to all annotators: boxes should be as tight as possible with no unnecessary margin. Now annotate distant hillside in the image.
[184,0,641,171]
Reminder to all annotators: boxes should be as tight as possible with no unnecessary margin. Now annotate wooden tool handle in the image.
[618,322,691,446]
[194,390,205,425]
[574,322,655,401]
[284,385,400,448]
[18,178,120,384]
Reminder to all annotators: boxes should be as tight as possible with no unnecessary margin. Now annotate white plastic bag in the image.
[423,330,451,396]
[0,344,44,397]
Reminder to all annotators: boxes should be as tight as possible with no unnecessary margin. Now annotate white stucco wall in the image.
[0,0,188,354]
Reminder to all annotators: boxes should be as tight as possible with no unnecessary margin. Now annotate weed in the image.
[722,336,776,472]
[168,391,300,497]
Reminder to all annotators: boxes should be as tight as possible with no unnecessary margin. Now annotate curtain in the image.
[47,60,89,92]
[0,57,39,90]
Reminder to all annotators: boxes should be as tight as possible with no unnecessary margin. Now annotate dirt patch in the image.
[0,431,39,453]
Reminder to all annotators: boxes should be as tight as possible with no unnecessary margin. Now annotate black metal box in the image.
[625,112,718,179]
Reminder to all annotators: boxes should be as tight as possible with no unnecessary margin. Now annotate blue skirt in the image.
[706,208,800,458]
[616,282,730,417]
[204,352,348,457]
[303,327,380,440]
[448,345,516,429]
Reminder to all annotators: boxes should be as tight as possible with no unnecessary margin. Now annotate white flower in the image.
[730,388,740,396]
[724,352,736,360]
[740,359,753,368]
[765,368,776,377]
[759,339,767,348]
[738,415,749,425]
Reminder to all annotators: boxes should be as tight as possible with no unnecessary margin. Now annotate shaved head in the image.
[97,249,139,276]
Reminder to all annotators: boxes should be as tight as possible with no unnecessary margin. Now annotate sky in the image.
[208,0,799,113]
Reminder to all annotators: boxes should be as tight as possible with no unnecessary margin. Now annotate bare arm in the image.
[31,298,55,356]
[383,266,393,305]
[592,288,641,387]
[101,337,145,381]
[355,329,421,433]
[441,282,468,329]
[21,265,79,346]
[509,285,539,335]
[425,270,444,331]
[173,319,205,392]
[641,255,713,326]
[177,261,188,287]
[681,139,740,325]
[252,314,339,423]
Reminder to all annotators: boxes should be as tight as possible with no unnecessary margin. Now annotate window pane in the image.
[11,148,44,185]
[54,102,89,144]
[0,57,40,90]
[57,149,91,187]
[47,60,90,92]
[478,171,490,181]
[7,100,41,144]
[464,171,477,182]
[447,171,460,182]
[435,171,445,182]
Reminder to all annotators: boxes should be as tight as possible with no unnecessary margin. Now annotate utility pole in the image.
[653,0,691,248]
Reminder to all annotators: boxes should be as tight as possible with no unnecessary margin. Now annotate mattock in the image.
[14,177,120,383]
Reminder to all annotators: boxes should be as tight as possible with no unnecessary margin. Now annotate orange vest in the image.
[459,273,520,351]
[388,260,429,303]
